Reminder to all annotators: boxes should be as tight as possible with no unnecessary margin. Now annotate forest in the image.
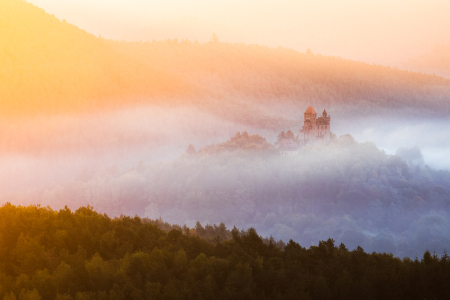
[18,133,450,259]
[1,203,450,300]
[2,0,450,131]
[405,43,450,79]
[3,2,450,298]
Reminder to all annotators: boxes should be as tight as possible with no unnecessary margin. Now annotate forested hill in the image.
[1,204,450,300]
[404,43,450,79]
[0,0,185,115]
[111,40,450,125]
[2,0,450,127]
[27,133,450,258]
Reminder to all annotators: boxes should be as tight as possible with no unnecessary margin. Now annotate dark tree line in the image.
[30,134,450,258]
[1,204,450,300]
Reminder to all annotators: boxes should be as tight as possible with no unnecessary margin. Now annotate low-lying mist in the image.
[0,105,244,192]
[2,104,450,259]
[333,117,450,171]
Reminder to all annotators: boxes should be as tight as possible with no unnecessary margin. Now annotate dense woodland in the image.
[25,134,450,258]
[405,43,450,79]
[0,0,184,115]
[2,0,450,130]
[1,204,450,300]
[3,2,450,296]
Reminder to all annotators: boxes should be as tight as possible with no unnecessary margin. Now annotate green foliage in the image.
[29,134,450,257]
[129,135,450,255]
[0,204,450,299]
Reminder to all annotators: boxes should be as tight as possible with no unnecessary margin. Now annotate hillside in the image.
[1,204,450,300]
[112,40,450,125]
[404,44,450,79]
[0,0,184,115]
[1,0,450,128]
[14,133,450,258]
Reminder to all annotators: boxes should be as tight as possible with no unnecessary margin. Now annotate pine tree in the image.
[210,33,219,43]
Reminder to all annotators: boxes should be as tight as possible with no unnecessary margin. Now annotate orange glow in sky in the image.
[27,0,450,65]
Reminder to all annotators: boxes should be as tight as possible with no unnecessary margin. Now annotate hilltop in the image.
[1,0,450,129]
[13,133,450,258]
[0,0,184,115]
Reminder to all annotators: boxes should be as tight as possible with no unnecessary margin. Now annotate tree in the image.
[339,243,348,252]
[285,130,295,139]
[195,221,206,236]
[186,144,196,154]
[276,131,286,144]
[18,289,41,300]
[3,292,17,300]
[210,33,219,43]
[14,235,48,276]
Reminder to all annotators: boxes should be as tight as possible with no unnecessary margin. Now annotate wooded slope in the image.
[1,0,450,125]
[0,0,183,115]
[27,133,450,257]
[405,43,450,79]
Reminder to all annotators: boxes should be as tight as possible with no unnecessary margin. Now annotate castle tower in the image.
[304,106,317,124]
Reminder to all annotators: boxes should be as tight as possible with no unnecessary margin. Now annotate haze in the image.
[27,0,450,65]
[2,0,450,260]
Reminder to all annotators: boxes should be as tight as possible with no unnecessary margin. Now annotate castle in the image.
[299,106,331,144]
[276,106,331,155]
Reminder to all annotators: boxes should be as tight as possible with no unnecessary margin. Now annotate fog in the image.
[2,105,448,196]
[0,106,233,192]
[333,117,450,170]
[1,104,450,258]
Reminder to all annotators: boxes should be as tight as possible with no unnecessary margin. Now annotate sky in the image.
[27,0,450,65]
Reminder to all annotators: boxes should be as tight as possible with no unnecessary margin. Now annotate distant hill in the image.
[23,133,450,258]
[0,0,184,115]
[2,0,450,128]
[111,40,450,125]
[404,44,450,79]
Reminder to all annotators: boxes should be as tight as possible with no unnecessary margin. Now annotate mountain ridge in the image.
[403,43,450,79]
[1,0,450,130]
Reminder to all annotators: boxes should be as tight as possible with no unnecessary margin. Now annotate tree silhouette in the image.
[186,144,196,154]
[210,33,219,43]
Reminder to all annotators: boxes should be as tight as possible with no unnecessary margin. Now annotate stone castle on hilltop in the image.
[299,106,331,143]
[277,106,331,155]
